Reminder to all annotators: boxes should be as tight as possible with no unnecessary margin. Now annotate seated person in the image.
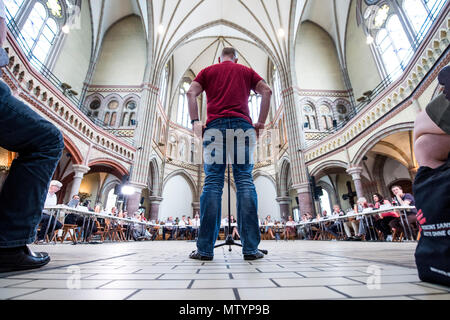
[191,214,201,240]
[389,185,418,239]
[37,181,63,241]
[177,215,188,239]
[371,193,398,241]
[354,197,371,240]
[273,220,283,241]
[162,216,176,240]
[284,216,296,240]
[230,215,240,240]
[264,215,276,240]
[325,205,345,239]
[186,217,194,240]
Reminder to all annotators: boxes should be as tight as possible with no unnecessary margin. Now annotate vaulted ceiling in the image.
[87,0,353,87]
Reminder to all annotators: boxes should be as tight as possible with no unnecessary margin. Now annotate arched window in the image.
[319,105,333,130]
[4,0,25,20]
[364,1,445,81]
[159,64,169,109]
[249,92,261,123]
[403,0,446,38]
[177,81,191,128]
[272,67,282,109]
[375,15,410,79]
[121,113,129,127]
[303,105,317,130]
[20,1,65,64]
[110,112,117,127]
[104,112,110,126]
[128,112,136,126]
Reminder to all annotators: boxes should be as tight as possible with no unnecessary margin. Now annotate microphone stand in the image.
[214,164,268,255]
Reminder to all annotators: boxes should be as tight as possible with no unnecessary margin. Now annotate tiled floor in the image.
[0,241,449,300]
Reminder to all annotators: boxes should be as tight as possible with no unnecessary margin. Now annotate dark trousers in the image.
[162,227,175,240]
[0,81,64,247]
[37,214,63,241]
[374,217,395,238]
[326,222,341,238]
[389,214,418,239]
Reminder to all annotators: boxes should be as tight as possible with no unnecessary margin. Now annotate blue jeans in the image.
[0,81,64,247]
[196,117,260,257]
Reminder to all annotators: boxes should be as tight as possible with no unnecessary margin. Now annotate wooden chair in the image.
[60,224,78,244]
[391,228,404,242]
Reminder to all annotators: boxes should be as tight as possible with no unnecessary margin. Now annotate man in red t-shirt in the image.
[187,47,272,261]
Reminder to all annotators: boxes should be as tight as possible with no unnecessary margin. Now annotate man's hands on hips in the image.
[193,121,206,139]
[254,122,265,138]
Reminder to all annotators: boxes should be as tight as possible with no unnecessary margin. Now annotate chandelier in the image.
[46,0,62,18]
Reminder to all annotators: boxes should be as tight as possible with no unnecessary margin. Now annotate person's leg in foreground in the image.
[232,119,261,259]
[0,81,64,272]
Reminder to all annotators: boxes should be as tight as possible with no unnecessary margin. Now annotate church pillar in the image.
[281,84,313,216]
[192,202,200,217]
[276,196,291,220]
[69,165,90,199]
[346,166,364,199]
[149,196,163,221]
[125,184,145,215]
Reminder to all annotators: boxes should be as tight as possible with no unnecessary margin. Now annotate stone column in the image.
[149,196,163,221]
[346,166,364,199]
[276,196,291,221]
[125,184,145,215]
[192,202,200,217]
[296,183,314,216]
[69,165,90,199]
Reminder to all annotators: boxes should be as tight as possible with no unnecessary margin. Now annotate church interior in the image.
[0,0,449,301]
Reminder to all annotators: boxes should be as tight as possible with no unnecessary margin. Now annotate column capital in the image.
[276,196,291,204]
[346,166,363,178]
[191,202,200,209]
[292,182,310,194]
[72,164,90,174]
[127,182,147,192]
[149,196,163,203]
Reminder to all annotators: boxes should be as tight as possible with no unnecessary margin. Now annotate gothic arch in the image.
[278,158,291,197]
[351,122,415,166]
[162,169,198,200]
[147,157,161,196]
[88,158,129,179]
[253,171,277,189]
[63,135,83,165]
[309,160,349,178]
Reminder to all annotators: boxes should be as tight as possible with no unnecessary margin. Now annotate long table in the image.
[42,205,417,243]
[294,206,417,241]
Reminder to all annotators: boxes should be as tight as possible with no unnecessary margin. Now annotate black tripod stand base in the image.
[214,236,268,255]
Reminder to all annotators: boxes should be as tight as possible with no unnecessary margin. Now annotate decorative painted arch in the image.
[123,93,141,107]
[351,122,415,166]
[99,176,122,206]
[298,97,316,107]
[278,158,291,197]
[147,157,161,196]
[309,160,349,177]
[63,135,83,164]
[253,171,277,190]
[162,169,198,200]
[88,158,129,179]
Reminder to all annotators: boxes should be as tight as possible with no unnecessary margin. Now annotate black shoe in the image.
[0,246,50,273]
[244,251,265,261]
[189,251,213,261]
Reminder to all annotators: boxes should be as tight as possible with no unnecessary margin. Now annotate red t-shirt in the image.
[194,61,263,125]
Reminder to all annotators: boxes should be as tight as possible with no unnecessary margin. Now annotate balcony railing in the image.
[5,16,135,146]
[304,2,448,148]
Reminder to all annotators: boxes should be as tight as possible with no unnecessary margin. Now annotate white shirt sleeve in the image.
[0,1,6,20]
